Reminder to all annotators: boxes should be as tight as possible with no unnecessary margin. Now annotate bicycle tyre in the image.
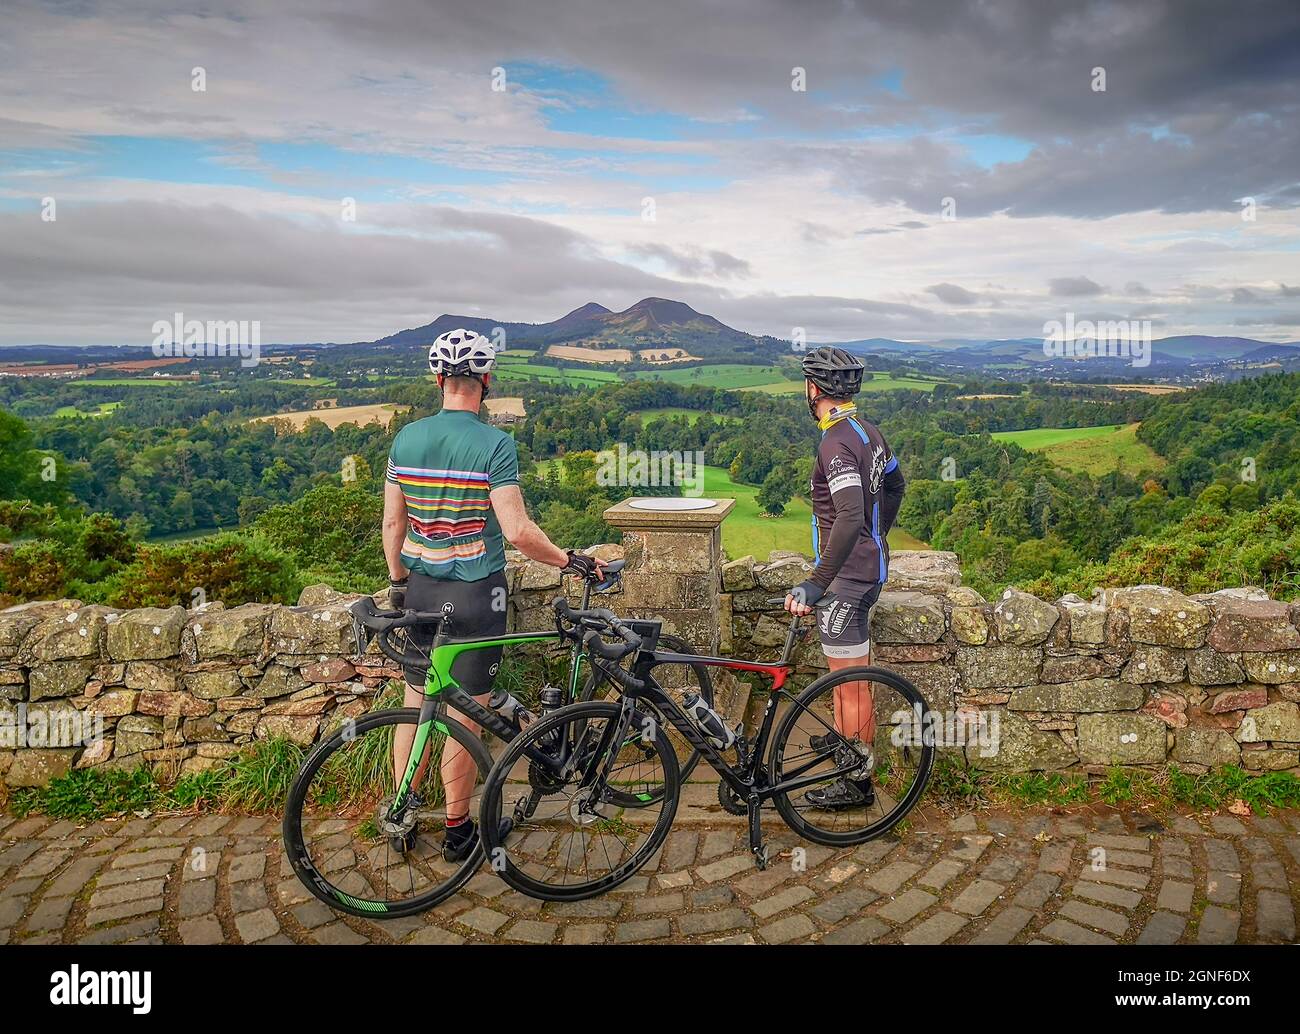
[768,666,933,847]
[283,707,492,918]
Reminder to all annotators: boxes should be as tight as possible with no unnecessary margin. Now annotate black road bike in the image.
[477,597,935,901]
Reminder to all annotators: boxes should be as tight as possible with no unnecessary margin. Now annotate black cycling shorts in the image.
[816,578,882,660]
[402,569,508,692]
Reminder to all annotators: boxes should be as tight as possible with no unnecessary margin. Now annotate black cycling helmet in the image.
[801,345,864,399]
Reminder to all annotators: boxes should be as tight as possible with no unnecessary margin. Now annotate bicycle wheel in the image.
[479,700,679,901]
[768,666,933,847]
[283,707,492,918]
[580,631,713,801]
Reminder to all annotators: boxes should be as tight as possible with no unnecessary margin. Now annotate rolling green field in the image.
[633,364,797,390]
[858,371,951,393]
[637,407,740,425]
[699,465,926,559]
[68,377,199,387]
[536,456,926,559]
[493,354,620,388]
[992,422,1164,475]
[53,401,121,418]
[487,356,951,398]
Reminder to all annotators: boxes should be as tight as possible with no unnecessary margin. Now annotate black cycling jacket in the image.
[807,403,905,590]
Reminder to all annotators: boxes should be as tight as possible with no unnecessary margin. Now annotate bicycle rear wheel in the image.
[768,666,933,847]
[283,707,492,918]
[479,700,679,901]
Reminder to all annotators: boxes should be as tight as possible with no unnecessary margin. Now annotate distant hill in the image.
[371,297,787,360]
[828,333,1300,369]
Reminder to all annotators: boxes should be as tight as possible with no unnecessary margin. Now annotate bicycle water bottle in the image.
[535,685,565,749]
[682,690,737,751]
[489,688,535,727]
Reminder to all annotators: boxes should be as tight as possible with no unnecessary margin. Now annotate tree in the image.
[757,464,797,516]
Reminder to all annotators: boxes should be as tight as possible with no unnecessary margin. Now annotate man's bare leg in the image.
[390,682,487,821]
[440,694,488,822]
[827,652,874,747]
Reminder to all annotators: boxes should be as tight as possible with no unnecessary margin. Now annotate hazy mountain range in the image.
[8,296,1300,375]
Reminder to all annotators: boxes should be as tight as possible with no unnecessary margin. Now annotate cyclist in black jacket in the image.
[784,346,906,809]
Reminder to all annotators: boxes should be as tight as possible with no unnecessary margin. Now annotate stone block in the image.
[1104,586,1209,648]
[1008,678,1143,713]
[189,603,273,659]
[955,645,1042,689]
[1208,599,1300,653]
[871,591,945,644]
[1076,713,1167,765]
[106,607,186,661]
[992,589,1059,646]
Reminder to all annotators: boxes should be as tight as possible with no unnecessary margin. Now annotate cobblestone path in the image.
[2,799,1298,945]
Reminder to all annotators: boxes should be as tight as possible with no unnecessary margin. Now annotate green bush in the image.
[97,531,301,607]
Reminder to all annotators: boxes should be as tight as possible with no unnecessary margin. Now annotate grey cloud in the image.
[926,283,979,306]
[1049,276,1104,297]
[628,242,752,279]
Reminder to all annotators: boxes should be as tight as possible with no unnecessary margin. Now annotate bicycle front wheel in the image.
[768,666,933,847]
[479,701,679,901]
[283,707,492,918]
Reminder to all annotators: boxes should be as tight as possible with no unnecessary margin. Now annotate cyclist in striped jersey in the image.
[383,328,601,859]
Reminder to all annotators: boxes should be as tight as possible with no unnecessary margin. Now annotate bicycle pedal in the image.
[754,845,770,871]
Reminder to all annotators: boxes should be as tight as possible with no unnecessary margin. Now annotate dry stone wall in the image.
[724,550,1300,775]
[3,545,1299,788]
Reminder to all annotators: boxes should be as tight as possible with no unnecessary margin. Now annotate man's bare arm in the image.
[490,484,576,569]
[382,480,409,580]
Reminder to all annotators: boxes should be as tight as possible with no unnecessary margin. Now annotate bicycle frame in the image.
[575,610,868,864]
[392,577,610,808]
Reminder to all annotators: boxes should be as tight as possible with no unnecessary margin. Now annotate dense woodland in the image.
[2,365,1298,607]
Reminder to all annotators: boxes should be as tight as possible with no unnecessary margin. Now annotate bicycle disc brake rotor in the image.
[376,793,418,839]
[567,786,614,827]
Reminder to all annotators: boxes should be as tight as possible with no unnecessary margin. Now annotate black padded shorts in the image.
[816,578,882,660]
[402,569,508,692]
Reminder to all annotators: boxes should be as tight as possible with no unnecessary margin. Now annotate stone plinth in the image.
[603,498,735,654]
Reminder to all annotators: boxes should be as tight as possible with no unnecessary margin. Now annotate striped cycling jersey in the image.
[386,409,519,580]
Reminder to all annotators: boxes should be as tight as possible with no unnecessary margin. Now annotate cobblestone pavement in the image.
[2,794,1299,945]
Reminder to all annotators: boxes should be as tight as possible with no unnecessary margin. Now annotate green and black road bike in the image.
[281,561,713,918]
[476,597,934,902]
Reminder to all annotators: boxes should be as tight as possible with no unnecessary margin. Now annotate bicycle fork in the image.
[747,794,769,870]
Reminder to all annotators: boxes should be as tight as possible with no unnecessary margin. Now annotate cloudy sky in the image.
[2,0,1299,346]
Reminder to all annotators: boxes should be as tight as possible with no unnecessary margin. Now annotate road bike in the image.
[476,596,934,901]
[281,561,713,918]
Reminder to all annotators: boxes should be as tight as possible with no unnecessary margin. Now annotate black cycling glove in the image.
[562,550,599,579]
[790,580,825,608]
[388,576,408,610]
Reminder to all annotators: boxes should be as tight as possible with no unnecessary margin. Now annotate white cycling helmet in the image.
[427,328,496,377]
